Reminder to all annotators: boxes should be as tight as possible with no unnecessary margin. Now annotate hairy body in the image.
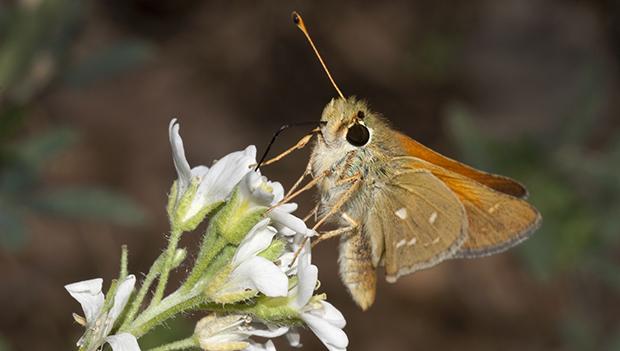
[309,97,541,310]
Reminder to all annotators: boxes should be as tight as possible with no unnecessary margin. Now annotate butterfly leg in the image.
[339,227,377,310]
[259,130,317,167]
[311,224,356,248]
[288,174,362,265]
[311,173,362,231]
[285,158,313,198]
[272,169,330,208]
[303,203,320,222]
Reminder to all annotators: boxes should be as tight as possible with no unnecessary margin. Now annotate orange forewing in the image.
[396,133,528,198]
[395,134,541,257]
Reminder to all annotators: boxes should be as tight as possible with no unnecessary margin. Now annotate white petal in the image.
[277,252,296,275]
[240,172,275,206]
[274,202,297,214]
[270,181,285,205]
[246,324,289,338]
[269,209,310,236]
[227,257,288,297]
[109,275,136,321]
[244,340,276,351]
[105,333,141,351]
[276,226,297,237]
[190,165,210,179]
[64,278,104,325]
[196,145,256,204]
[293,243,317,309]
[168,119,192,191]
[286,330,302,348]
[301,312,348,351]
[232,219,275,266]
[315,301,346,329]
[202,331,248,345]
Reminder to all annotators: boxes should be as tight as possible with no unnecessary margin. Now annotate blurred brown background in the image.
[1,0,620,350]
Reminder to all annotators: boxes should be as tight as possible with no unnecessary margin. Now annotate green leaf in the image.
[63,40,153,87]
[32,186,147,226]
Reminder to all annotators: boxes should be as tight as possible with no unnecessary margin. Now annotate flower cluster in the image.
[65,119,348,351]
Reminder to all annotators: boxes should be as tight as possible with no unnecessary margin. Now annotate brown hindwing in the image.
[392,156,541,258]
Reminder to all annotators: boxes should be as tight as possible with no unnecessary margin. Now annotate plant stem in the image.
[120,245,128,281]
[126,290,205,338]
[150,228,183,307]
[118,251,166,331]
[182,233,227,292]
[147,337,197,351]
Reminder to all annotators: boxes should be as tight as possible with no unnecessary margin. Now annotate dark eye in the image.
[357,111,365,119]
[346,123,370,146]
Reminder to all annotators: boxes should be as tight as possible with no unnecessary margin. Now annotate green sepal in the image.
[204,265,233,298]
[201,245,237,296]
[166,180,179,221]
[179,201,224,233]
[258,239,285,262]
[199,245,237,289]
[241,293,328,326]
[211,289,258,305]
[212,188,267,245]
[171,248,187,269]
[171,178,199,226]
[241,295,302,326]
[168,177,223,232]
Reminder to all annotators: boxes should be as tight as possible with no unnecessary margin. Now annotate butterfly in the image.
[262,12,541,310]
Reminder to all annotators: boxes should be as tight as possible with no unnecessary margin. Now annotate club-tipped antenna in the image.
[292,11,345,99]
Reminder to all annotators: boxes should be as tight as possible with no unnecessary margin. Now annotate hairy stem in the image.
[182,231,227,292]
[150,228,183,307]
[127,290,205,338]
[147,337,197,351]
[118,251,166,331]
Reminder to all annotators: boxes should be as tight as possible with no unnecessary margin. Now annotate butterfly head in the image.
[319,97,375,149]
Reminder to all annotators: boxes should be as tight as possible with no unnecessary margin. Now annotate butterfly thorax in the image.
[310,97,400,227]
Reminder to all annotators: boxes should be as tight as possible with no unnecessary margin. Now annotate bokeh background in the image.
[1,0,620,350]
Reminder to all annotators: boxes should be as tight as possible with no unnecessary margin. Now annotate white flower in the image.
[286,244,348,351]
[65,275,139,351]
[215,219,289,299]
[168,119,256,225]
[275,225,313,277]
[239,171,315,238]
[195,314,287,351]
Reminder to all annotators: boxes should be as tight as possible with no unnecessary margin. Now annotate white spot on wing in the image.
[429,211,437,225]
[395,208,408,220]
[396,239,406,248]
[488,203,501,214]
[424,237,441,247]
[407,238,417,246]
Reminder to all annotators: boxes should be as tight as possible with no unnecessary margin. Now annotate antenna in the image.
[292,11,345,99]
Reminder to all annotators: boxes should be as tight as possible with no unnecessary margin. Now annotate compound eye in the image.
[357,110,365,119]
[346,123,370,147]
